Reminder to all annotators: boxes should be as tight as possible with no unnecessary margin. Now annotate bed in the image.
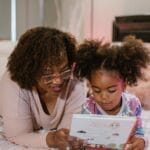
[0,41,149,149]
[0,111,149,150]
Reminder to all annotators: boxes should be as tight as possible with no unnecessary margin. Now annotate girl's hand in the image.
[125,136,145,150]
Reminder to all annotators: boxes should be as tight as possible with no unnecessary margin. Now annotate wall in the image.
[0,0,150,41]
[0,0,11,40]
[44,0,85,42]
[0,41,16,78]
[84,0,150,42]
[16,0,42,38]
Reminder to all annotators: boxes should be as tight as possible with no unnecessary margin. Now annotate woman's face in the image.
[89,70,126,114]
[36,56,71,98]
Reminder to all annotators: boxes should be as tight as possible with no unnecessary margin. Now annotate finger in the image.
[56,140,70,149]
[131,142,143,150]
[124,144,132,150]
[55,131,68,145]
[131,138,144,149]
[68,135,74,141]
[69,137,84,149]
[58,129,69,139]
[72,142,81,149]
[71,142,83,150]
[62,128,69,134]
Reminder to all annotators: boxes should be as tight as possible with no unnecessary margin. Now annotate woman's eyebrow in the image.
[60,64,70,71]
[42,67,52,74]
[42,63,70,76]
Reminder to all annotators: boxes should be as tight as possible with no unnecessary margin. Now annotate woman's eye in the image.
[61,65,70,71]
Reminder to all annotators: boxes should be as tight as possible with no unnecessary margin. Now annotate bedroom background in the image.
[0,0,150,149]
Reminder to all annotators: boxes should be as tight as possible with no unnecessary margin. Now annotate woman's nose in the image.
[52,75,63,84]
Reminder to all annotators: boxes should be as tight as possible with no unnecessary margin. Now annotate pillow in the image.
[127,66,150,110]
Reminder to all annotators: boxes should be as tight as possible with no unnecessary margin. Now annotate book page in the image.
[70,114,137,149]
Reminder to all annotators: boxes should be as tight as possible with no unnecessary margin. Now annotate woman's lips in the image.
[51,85,62,92]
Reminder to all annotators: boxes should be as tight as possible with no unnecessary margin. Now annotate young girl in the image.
[75,36,150,150]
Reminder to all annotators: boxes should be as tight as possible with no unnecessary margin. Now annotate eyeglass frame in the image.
[40,69,72,85]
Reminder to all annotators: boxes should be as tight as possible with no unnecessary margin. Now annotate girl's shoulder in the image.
[122,91,141,105]
[82,96,96,114]
[85,95,96,106]
[122,91,142,115]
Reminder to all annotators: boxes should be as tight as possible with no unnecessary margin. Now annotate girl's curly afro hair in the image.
[75,35,150,86]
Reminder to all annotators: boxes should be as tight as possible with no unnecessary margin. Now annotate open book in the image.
[70,114,137,149]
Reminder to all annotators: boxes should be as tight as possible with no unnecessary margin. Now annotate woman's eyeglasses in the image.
[41,69,72,85]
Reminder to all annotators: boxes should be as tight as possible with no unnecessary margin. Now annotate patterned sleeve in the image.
[134,103,144,136]
[128,96,148,147]
[81,96,96,114]
[81,104,91,114]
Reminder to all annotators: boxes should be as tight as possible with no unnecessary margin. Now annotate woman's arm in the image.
[57,80,87,129]
[0,72,49,148]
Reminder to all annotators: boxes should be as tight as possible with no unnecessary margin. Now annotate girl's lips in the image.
[101,102,113,108]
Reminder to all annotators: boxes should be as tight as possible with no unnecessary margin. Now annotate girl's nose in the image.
[101,91,107,98]
[100,91,108,102]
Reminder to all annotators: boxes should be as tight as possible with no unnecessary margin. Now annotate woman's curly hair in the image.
[75,35,150,86]
[7,27,77,90]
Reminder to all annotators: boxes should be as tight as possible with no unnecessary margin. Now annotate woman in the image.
[0,27,86,149]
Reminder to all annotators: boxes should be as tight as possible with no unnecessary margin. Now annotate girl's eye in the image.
[93,88,101,93]
[108,88,117,93]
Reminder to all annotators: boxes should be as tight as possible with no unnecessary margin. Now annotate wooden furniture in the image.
[112,15,150,42]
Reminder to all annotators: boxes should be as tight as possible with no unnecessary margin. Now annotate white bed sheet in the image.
[142,110,150,150]
[0,117,55,150]
[0,110,149,150]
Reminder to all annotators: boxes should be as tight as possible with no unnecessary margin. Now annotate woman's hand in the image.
[125,136,145,150]
[68,136,85,150]
[46,128,70,149]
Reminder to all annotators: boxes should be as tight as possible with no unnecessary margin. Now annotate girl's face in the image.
[89,70,126,114]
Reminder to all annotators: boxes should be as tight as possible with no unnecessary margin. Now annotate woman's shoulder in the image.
[67,78,87,98]
[0,71,19,91]
[0,71,32,117]
[74,78,87,90]
[0,71,32,104]
[1,71,16,85]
